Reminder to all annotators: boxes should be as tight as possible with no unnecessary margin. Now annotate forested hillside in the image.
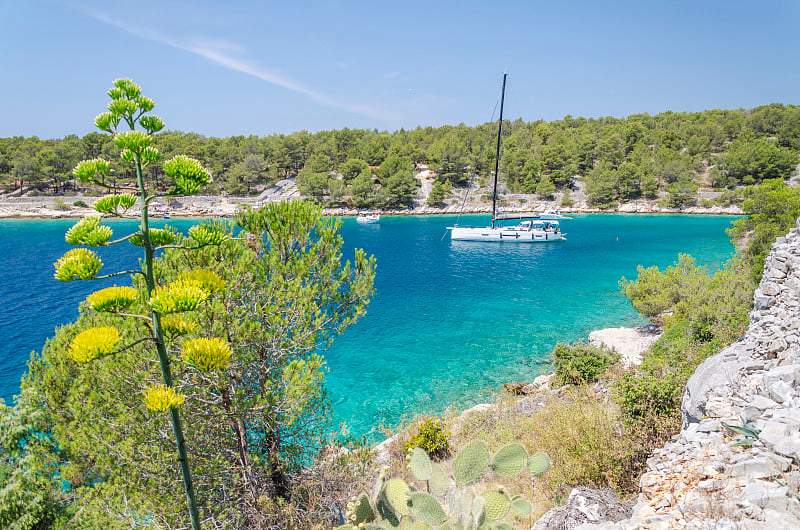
[2,103,798,209]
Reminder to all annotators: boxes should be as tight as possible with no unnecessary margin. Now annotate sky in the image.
[1,0,798,139]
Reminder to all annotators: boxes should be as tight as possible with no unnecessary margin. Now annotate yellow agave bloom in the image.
[86,286,139,312]
[68,326,120,363]
[54,248,103,282]
[160,314,197,335]
[188,222,229,246]
[143,384,186,412]
[179,270,225,294]
[182,337,232,372]
[149,280,209,314]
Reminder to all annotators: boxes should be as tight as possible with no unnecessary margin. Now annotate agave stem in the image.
[136,151,202,530]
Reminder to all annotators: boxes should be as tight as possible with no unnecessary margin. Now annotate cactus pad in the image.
[528,452,551,477]
[471,496,486,527]
[490,443,528,477]
[510,495,532,516]
[409,492,447,525]
[410,447,433,481]
[480,490,510,521]
[349,493,375,524]
[375,494,400,527]
[380,478,411,516]
[453,440,490,486]
[456,488,475,523]
[428,463,450,497]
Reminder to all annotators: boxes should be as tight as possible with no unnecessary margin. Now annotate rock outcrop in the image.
[580,221,800,529]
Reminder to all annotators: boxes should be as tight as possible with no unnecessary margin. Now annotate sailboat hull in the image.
[448,226,566,242]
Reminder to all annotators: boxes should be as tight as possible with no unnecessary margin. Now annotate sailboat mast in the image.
[491,73,507,229]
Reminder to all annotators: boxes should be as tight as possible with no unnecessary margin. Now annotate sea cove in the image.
[0,214,737,438]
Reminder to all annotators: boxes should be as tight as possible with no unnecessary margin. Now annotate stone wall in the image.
[582,221,800,529]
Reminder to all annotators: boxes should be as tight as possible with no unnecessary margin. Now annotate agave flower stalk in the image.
[55,78,233,530]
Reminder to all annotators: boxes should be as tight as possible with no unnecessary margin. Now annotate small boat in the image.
[447,74,566,243]
[356,213,380,224]
[539,210,571,220]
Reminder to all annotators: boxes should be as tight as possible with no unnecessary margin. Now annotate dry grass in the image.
[281,369,679,528]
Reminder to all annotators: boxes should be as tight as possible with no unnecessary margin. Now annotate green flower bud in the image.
[73,158,111,183]
[136,96,154,112]
[65,215,113,246]
[163,155,211,194]
[113,130,152,153]
[140,115,164,132]
[94,194,137,214]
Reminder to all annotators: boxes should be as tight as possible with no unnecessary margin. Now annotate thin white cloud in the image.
[79,8,400,124]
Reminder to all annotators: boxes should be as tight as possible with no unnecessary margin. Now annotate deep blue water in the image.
[0,214,737,438]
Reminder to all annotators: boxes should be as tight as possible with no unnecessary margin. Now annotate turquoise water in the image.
[0,214,737,439]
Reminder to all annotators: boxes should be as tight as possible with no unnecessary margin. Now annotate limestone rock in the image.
[533,487,634,530]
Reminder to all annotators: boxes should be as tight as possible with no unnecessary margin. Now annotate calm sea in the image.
[0,214,737,438]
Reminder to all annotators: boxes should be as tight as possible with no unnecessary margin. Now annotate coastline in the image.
[0,194,743,219]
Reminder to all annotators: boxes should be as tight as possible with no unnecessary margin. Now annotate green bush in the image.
[73,200,89,208]
[560,189,575,207]
[552,341,620,385]
[404,417,450,459]
[52,198,70,211]
[618,371,683,420]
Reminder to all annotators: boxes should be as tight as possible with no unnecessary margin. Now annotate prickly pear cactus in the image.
[480,490,511,520]
[409,446,433,481]
[510,494,532,516]
[409,492,447,525]
[490,443,528,477]
[346,492,375,524]
[339,441,550,529]
[453,440,490,486]
[528,451,551,477]
[382,478,411,516]
[429,463,451,496]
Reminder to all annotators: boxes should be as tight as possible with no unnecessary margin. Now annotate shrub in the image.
[404,417,450,459]
[73,200,89,208]
[52,198,71,211]
[618,372,683,421]
[560,189,575,207]
[552,341,619,385]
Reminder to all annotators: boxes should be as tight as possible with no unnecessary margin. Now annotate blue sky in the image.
[2,0,798,139]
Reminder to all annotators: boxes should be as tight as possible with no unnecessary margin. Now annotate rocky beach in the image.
[0,175,743,219]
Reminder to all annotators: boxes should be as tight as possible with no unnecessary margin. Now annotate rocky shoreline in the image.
[0,176,743,219]
[579,221,800,529]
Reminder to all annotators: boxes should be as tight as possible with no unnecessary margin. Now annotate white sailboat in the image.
[447,74,567,243]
